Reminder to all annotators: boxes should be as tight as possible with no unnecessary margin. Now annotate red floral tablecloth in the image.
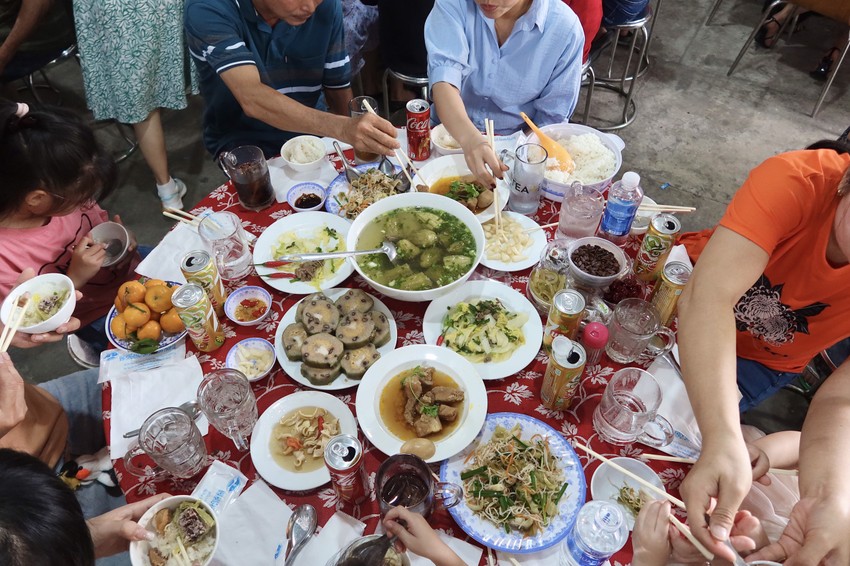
[103,155,687,565]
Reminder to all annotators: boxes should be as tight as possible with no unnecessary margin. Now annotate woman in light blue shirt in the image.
[425,0,584,187]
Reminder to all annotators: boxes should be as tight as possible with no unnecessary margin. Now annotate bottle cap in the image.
[582,322,609,349]
[622,171,640,189]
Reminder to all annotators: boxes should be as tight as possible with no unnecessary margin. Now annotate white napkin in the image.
[108,355,209,459]
[647,349,702,459]
[298,511,366,565]
[495,543,561,566]
[663,244,693,270]
[408,533,484,566]
[135,221,206,284]
[268,156,341,204]
[210,480,292,566]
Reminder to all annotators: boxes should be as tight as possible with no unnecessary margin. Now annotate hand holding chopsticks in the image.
[485,118,502,231]
[359,100,426,192]
[0,293,31,352]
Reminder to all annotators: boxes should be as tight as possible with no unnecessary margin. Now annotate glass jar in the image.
[527,240,571,315]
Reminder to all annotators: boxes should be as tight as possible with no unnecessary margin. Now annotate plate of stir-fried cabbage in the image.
[440,413,585,553]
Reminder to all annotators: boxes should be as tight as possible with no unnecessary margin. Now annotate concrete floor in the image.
[4,0,846,432]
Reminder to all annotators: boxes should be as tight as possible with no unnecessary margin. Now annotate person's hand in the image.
[343,112,399,157]
[748,496,850,565]
[0,352,27,438]
[668,510,761,563]
[383,507,464,566]
[632,500,672,565]
[109,215,138,271]
[747,442,772,486]
[680,440,752,561]
[87,494,171,558]
[68,236,106,287]
[5,268,82,348]
[459,137,508,189]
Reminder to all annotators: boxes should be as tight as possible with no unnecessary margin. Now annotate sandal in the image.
[755,16,781,48]
[810,47,840,81]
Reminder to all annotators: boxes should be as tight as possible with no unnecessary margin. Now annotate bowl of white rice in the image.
[130,495,219,566]
[281,135,326,173]
[518,122,624,202]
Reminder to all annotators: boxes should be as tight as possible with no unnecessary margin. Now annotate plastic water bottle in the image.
[559,501,628,566]
[597,172,643,247]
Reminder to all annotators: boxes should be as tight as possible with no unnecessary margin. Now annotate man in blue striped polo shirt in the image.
[185,0,398,159]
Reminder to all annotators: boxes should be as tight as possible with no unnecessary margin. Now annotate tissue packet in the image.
[98,343,186,383]
[192,460,248,514]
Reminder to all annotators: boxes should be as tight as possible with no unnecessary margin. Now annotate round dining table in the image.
[102,150,689,566]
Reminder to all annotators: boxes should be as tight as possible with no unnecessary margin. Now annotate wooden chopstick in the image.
[485,119,502,231]
[360,100,429,191]
[638,204,696,213]
[573,442,686,509]
[162,210,199,227]
[668,514,715,561]
[0,293,31,352]
[639,453,798,476]
[523,221,558,234]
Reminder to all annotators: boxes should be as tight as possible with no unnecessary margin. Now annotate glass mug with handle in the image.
[499,142,548,215]
[199,211,253,281]
[592,367,674,447]
[218,145,275,211]
[376,454,462,518]
[605,298,675,364]
[196,369,258,452]
[123,407,208,479]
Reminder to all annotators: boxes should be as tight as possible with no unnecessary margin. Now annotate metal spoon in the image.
[123,401,200,438]
[277,239,398,264]
[333,141,362,184]
[284,504,317,566]
[377,154,396,176]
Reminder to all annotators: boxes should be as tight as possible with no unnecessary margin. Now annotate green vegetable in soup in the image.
[357,206,476,291]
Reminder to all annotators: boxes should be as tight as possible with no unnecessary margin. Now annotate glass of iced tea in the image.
[218,145,275,211]
[348,96,381,164]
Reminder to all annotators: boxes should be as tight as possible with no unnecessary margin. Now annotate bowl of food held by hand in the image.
[129,495,219,566]
[566,236,629,289]
[0,273,76,334]
[281,135,326,173]
[346,192,485,302]
[87,221,130,267]
[518,122,624,201]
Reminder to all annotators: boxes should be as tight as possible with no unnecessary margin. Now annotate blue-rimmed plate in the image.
[105,280,188,354]
[325,162,402,219]
[440,412,586,554]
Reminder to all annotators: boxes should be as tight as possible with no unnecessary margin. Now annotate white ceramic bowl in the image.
[129,495,219,566]
[0,273,76,334]
[287,182,327,212]
[280,135,326,173]
[88,221,130,267]
[326,535,411,566]
[345,192,485,302]
[225,337,276,381]
[566,236,629,289]
[224,285,272,326]
[431,123,465,155]
[518,122,624,202]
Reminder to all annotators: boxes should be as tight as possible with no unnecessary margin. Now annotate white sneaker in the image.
[159,178,188,210]
[67,335,100,368]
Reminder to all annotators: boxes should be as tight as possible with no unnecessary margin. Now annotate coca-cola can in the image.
[406,99,431,161]
[324,434,368,505]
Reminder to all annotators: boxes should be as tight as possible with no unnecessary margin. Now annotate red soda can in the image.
[324,434,368,505]
[406,99,431,161]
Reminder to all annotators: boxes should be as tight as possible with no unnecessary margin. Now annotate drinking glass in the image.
[557,182,605,241]
[197,369,258,452]
[500,143,548,215]
[123,407,208,479]
[348,96,380,164]
[592,367,673,447]
[218,145,275,211]
[199,212,252,281]
[376,454,462,518]
[605,298,675,364]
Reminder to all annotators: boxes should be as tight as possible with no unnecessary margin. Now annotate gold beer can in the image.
[543,289,585,353]
[181,250,228,317]
[540,336,586,410]
[172,283,226,352]
[650,261,692,326]
[634,213,681,282]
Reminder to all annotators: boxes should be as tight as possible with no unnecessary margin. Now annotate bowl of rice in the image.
[130,495,219,566]
[281,135,326,173]
[518,122,624,202]
[431,123,464,155]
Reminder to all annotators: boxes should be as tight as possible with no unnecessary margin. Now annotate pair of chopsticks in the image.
[638,203,696,213]
[524,221,558,234]
[0,293,31,352]
[162,208,257,244]
[486,547,519,566]
[574,442,716,562]
[639,453,798,476]
[359,100,426,192]
[484,118,503,232]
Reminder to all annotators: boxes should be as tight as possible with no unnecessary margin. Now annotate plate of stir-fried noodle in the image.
[325,163,403,220]
[440,412,585,553]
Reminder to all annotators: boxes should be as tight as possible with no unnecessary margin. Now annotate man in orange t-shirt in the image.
[673,144,850,566]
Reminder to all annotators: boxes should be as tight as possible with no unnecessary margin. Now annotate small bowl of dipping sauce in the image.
[287,182,327,212]
[224,286,272,326]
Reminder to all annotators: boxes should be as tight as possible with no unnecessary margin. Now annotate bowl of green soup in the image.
[347,192,485,302]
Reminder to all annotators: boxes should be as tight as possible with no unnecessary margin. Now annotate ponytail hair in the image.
[0,100,117,218]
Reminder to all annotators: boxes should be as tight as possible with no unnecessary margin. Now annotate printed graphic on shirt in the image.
[734,274,829,347]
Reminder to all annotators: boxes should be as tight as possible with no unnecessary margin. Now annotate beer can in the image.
[650,261,692,326]
[172,283,226,352]
[181,250,228,317]
[324,434,368,505]
[633,213,682,282]
[406,99,431,161]
[540,336,587,410]
[543,289,586,352]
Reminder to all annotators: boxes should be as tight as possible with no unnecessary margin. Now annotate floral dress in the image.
[72,0,198,124]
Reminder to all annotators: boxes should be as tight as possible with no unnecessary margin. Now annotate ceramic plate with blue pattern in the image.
[440,412,586,554]
[325,162,402,218]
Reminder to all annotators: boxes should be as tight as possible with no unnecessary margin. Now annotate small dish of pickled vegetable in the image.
[224,286,272,326]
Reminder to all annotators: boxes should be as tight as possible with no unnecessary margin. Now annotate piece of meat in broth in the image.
[414,414,442,437]
[430,386,464,403]
[438,404,458,422]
